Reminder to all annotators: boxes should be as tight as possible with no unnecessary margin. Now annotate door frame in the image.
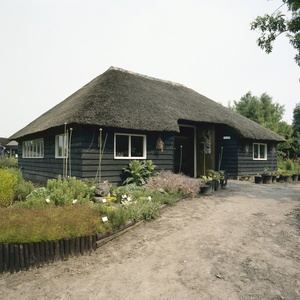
[175,124,197,178]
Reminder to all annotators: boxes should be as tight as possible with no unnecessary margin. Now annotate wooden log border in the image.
[0,196,188,274]
[0,219,144,274]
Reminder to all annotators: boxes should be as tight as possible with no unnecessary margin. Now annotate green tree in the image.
[292,102,300,132]
[230,92,293,154]
[291,102,300,156]
[251,0,300,67]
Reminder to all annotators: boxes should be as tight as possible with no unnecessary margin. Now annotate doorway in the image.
[174,126,195,177]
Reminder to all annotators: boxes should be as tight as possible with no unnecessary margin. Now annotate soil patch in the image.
[1,180,300,300]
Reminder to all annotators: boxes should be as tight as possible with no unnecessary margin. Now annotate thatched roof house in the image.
[11,67,284,142]
[11,67,285,184]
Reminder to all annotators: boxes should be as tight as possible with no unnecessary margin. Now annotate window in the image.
[22,139,44,158]
[55,134,67,158]
[253,143,267,160]
[114,133,146,159]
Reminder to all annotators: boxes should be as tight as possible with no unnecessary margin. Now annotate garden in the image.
[253,154,300,184]
[0,158,205,273]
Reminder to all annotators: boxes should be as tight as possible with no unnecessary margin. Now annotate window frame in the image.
[253,143,267,160]
[114,133,147,159]
[22,138,44,158]
[55,134,68,158]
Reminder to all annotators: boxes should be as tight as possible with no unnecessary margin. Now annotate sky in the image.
[1,0,299,138]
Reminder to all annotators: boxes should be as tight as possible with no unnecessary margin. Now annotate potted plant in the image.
[219,170,228,189]
[200,175,213,195]
[271,170,279,183]
[207,170,220,191]
[254,174,263,184]
[262,167,272,184]
[283,173,293,182]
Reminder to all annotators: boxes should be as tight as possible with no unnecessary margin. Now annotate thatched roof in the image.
[10,67,285,142]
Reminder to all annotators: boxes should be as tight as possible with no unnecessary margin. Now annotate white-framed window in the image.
[22,139,44,158]
[114,133,146,159]
[55,134,67,158]
[253,143,267,160]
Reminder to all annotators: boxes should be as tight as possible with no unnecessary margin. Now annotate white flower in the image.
[102,199,107,203]
[102,216,108,222]
[73,199,77,204]
[127,197,131,201]
[148,196,152,200]
[45,198,50,203]
[122,194,127,199]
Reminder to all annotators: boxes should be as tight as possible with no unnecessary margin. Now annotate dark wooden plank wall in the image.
[81,127,174,186]
[237,141,278,176]
[18,125,83,183]
[215,125,278,178]
[215,125,239,178]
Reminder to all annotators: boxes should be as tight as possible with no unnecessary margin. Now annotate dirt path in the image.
[1,180,300,300]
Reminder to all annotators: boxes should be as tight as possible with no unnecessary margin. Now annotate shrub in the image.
[145,171,203,197]
[13,187,52,209]
[92,203,129,230]
[123,160,157,185]
[4,168,34,201]
[285,159,294,171]
[16,179,35,201]
[0,157,18,169]
[107,206,129,229]
[137,198,161,220]
[0,169,18,207]
[47,176,95,206]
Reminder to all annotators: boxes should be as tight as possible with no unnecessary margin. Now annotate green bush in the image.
[16,179,34,201]
[0,157,18,169]
[47,176,95,206]
[137,198,161,220]
[92,203,129,230]
[13,196,55,209]
[13,187,52,209]
[4,168,34,201]
[285,159,294,171]
[0,169,18,207]
[123,160,157,185]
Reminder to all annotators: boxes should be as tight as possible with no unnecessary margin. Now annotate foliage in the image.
[291,103,300,156]
[0,171,191,244]
[207,170,226,180]
[16,179,35,201]
[13,187,52,209]
[251,0,300,67]
[277,153,300,174]
[123,160,157,185]
[201,175,213,184]
[229,91,293,154]
[293,102,300,133]
[145,171,204,197]
[0,205,108,244]
[92,204,129,229]
[47,176,95,206]
[4,168,35,201]
[0,157,18,169]
[0,169,18,207]
[124,197,161,221]
[277,120,294,152]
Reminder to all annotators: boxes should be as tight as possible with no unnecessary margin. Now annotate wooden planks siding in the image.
[81,128,174,186]
[215,124,278,178]
[18,126,83,183]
